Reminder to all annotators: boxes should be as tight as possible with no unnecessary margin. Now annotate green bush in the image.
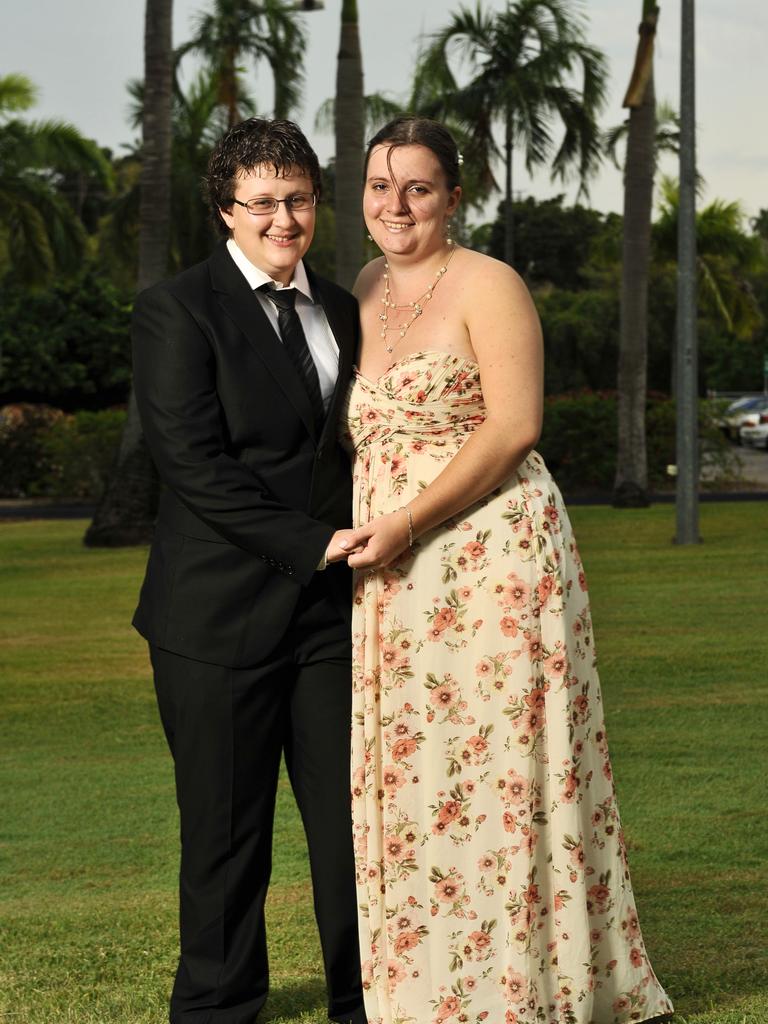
[538,391,740,493]
[0,404,125,499]
[0,404,65,498]
[39,409,125,498]
[0,271,132,409]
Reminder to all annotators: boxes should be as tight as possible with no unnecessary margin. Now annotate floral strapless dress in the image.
[341,351,672,1024]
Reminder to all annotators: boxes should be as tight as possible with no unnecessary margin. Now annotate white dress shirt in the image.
[225,239,339,410]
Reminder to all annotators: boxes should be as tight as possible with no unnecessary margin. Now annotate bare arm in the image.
[347,258,543,570]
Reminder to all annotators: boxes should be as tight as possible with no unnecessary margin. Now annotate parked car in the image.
[740,408,768,450]
[722,396,768,442]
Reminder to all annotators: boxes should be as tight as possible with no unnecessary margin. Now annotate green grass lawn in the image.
[1,505,767,1024]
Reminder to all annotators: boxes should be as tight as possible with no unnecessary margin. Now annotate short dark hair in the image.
[206,117,322,238]
[365,116,462,192]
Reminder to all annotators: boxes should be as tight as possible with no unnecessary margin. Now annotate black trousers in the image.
[150,576,364,1024]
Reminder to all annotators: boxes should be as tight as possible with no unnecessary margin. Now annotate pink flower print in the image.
[520,830,538,855]
[394,930,421,954]
[537,574,555,606]
[469,929,492,952]
[381,575,402,600]
[630,947,644,968]
[457,586,473,600]
[542,504,559,524]
[382,765,406,795]
[562,768,579,801]
[384,836,407,861]
[587,883,611,911]
[524,687,546,709]
[436,995,460,1020]
[569,843,585,870]
[503,811,517,833]
[500,615,518,637]
[578,570,588,591]
[478,853,495,871]
[522,632,542,659]
[504,573,530,608]
[433,607,457,632]
[435,876,461,902]
[502,970,529,1000]
[351,767,365,799]
[464,541,486,561]
[381,643,407,670]
[613,995,631,1014]
[391,736,418,760]
[622,909,641,940]
[520,708,544,736]
[465,736,487,758]
[361,406,381,424]
[544,648,569,677]
[501,770,528,804]
[476,658,493,678]
[387,960,406,990]
[438,800,461,824]
[429,683,458,709]
[361,959,374,990]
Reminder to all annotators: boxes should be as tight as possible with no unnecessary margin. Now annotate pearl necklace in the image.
[379,244,456,354]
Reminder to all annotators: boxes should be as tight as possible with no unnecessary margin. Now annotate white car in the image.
[722,396,768,442]
[740,408,768,450]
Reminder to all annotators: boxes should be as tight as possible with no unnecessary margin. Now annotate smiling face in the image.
[364,143,461,261]
[219,163,316,285]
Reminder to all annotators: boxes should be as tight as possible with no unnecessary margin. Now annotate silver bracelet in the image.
[400,505,413,547]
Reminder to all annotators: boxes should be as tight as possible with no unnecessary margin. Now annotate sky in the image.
[1,0,766,223]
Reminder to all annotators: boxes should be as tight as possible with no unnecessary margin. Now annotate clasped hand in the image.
[326,509,410,571]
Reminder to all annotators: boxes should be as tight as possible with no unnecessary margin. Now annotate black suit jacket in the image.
[131,241,357,667]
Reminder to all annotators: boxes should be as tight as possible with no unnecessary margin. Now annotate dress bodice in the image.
[343,350,487,453]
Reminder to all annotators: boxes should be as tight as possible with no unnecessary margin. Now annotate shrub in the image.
[0,271,132,410]
[39,409,126,499]
[538,391,740,494]
[0,404,125,499]
[0,404,65,498]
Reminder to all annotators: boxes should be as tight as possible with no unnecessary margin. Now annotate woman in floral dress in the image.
[341,117,673,1024]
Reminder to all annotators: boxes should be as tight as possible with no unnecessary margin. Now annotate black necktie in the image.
[260,285,325,429]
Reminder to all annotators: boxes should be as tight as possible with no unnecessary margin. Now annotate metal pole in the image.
[675,0,699,544]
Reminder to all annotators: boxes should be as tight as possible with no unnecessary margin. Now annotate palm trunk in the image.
[613,3,659,508]
[84,0,172,547]
[503,106,515,267]
[334,0,364,290]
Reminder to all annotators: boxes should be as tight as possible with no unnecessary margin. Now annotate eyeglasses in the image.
[231,193,317,216]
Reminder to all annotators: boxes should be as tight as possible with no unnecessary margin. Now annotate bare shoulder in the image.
[353,256,386,301]
[455,249,542,359]
[457,248,532,305]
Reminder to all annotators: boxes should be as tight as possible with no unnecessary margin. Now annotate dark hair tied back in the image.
[365,116,461,192]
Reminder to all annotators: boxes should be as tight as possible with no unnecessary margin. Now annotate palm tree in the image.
[107,68,237,275]
[0,74,112,286]
[613,1,659,508]
[412,0,608,267]
[85,0,173,547]
[334,0,364,289]
[176,0,306,126]
[654,179,762,341]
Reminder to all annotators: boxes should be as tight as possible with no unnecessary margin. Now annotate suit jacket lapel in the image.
[306,265,356,448]
[208,242,318,441]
